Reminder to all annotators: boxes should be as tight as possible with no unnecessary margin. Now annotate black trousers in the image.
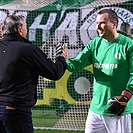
[0,105,33,133]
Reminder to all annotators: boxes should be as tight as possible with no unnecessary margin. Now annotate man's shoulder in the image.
[88,36,102,46]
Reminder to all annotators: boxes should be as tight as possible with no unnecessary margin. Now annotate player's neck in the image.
[104,32,119,42]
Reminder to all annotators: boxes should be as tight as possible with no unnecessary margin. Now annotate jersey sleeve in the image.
[126,43,133,94]
[66,41,93,72]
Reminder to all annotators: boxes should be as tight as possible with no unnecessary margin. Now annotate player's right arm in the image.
[66,43,93,72]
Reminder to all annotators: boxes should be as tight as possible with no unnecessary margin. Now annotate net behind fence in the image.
[0,0,133,131]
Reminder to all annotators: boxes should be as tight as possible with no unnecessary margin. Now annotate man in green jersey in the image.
[66,9,133,133]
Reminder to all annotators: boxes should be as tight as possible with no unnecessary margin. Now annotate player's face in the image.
[96,13,116,39]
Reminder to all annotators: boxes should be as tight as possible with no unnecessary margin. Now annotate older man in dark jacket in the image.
[0,14,67,133]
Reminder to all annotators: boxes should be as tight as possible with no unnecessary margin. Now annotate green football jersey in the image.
[66,34,133,116]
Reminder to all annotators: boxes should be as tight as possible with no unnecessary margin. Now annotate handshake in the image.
[108,90,132,116]
[55,43,67,59]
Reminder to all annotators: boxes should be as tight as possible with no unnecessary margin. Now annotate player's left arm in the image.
[108,90,132,116]
[108,43,133,116]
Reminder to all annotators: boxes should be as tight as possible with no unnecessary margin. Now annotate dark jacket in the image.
[0,34,66,112]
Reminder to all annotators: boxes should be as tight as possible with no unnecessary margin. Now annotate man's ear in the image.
[113,21,118,29]
[18,28,22,36]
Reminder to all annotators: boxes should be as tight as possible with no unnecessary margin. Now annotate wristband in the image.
[122,90,132,99]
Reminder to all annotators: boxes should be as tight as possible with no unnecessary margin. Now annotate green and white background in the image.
[0,0,133,131]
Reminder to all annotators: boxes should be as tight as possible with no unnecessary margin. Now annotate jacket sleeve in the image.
[28,45,66,80]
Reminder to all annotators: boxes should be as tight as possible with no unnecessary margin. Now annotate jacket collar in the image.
[2,34,32,44]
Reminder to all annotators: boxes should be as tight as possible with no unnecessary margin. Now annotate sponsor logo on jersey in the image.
[94,63,118,69]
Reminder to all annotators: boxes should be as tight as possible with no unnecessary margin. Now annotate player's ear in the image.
[18,27,23,36]
[113,21,118,29]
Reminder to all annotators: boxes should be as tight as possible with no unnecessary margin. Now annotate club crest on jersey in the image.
[114,52,121,59]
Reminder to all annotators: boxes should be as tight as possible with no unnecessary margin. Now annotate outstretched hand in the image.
[56,43,67,59]
[61,45,67,59]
